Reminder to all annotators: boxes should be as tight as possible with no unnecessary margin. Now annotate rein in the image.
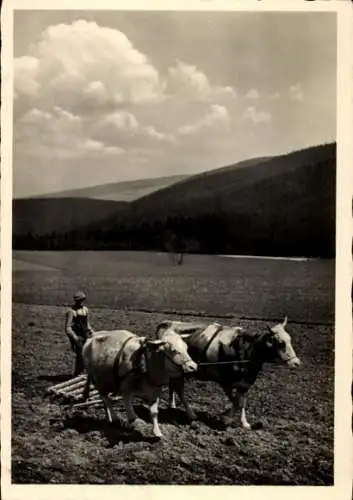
[197,355,298,367]
[196,324,250,368]
[198,359,250,366]
[197,329,297,367]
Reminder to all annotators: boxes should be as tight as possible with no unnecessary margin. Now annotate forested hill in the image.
[13,142,336,257]
[13,198,128,238]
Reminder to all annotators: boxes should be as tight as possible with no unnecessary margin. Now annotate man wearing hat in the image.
[65,291,95,376]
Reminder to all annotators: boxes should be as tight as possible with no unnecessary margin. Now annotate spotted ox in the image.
[155,316,301,429]
[82,329,197,438]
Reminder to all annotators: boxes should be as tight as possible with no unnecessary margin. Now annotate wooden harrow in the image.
[45,374,122,410]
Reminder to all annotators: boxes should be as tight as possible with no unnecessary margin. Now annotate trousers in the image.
[68,336,86,376]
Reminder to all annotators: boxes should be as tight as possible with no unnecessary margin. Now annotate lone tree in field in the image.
[163,229,186,266]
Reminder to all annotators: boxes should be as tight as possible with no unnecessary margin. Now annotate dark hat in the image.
[73,291,86,301]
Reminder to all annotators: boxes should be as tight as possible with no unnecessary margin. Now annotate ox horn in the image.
[147,339,165,349]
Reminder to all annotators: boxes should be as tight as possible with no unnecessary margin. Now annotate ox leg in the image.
[149,397,163,438]
[123,394,137,424]
[241,406,251,430]
[169,392,177,409]
[172,378,196,421]
[222,386,251,430]
[238,394,251,430]
[168,381,177,409]
[101,394,114,424]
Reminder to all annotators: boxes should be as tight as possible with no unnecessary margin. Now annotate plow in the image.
[46,374,122,410]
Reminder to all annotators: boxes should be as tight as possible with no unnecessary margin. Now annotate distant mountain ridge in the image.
[13,174,188,238]
[13,143,336,257]
[26,174,189,202]
[124,147,332,221]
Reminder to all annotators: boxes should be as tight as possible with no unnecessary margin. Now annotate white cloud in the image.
[245,88,260,100]
[14,20,165,111]
[168,61,211,99]
[242,106,272,124]
[83,81,107,105]
[14,56,40,97]
[14,20,236,169]
[268,92,280,100]
[18,106,82,139]
[53,106,81,122]
[16,106,123,159]
[19,108,52,123]
[17,138,124,160]
[289,83,303,102]
[100,111,139,132]
[81,139,105,152]
[167,60,236,101]
[97,110,175,145]
[77,139,124,157]
[144,126,175,143]
[178,104,231,135]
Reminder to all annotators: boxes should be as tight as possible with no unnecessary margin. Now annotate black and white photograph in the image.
[1,0,353,494]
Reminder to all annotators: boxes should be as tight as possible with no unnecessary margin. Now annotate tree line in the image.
[13,211,335,258]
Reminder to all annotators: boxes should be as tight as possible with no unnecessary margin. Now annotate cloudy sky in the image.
[13,10,336,197]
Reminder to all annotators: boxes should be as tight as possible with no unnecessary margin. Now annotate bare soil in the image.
[12,301,334,485]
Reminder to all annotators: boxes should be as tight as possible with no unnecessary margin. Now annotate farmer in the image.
[65,291,95,376]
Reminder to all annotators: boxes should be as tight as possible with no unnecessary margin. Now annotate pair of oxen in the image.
[81,317,301,439]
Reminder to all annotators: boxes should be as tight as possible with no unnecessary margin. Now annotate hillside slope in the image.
[84,143,336,257]
[13,198,128,239]
[34,174,189,202]
[124,145,334,222]
[13,143,336,257]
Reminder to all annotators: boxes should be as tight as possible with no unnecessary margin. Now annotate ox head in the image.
[146,333,198,376]
[264,316,301,368]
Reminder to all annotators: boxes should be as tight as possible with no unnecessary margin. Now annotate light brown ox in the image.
[82,329,197,438]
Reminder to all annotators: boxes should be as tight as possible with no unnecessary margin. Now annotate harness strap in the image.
[199,324,224,363]
[142,346,171,388]
[112,335,140,389]
[133,344,148,374]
